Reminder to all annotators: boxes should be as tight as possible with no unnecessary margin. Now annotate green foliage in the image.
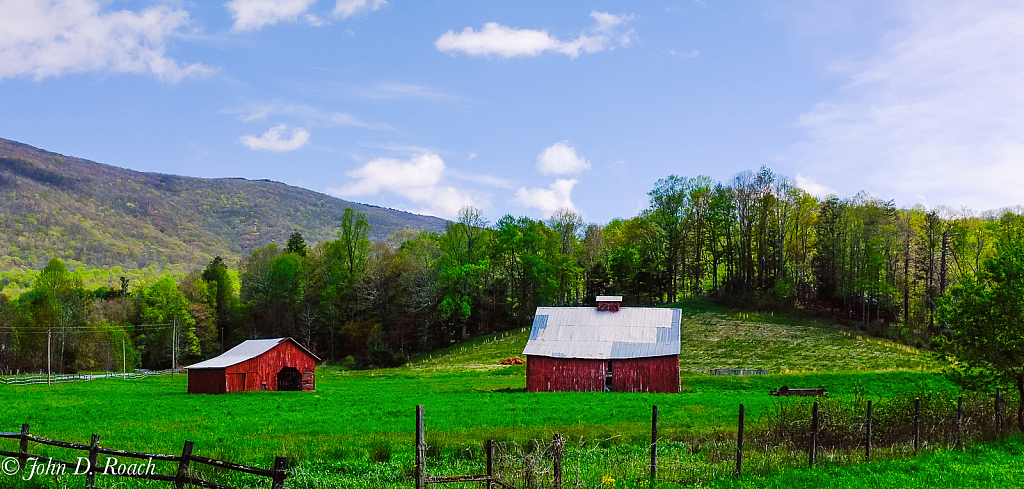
[938,213,1024,413]
[285,230,309,257]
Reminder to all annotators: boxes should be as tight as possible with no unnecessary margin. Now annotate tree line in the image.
[0,166,1020,373]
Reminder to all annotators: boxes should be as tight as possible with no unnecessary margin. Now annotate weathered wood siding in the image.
[187,368,227,394]
[224,340,317,393]
[526,354,679,393]
[526,356,605,392]
[610,355,680,393]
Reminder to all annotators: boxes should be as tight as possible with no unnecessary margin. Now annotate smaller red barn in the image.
[185,338,319,394]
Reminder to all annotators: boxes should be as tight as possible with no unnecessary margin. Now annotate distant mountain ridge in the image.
[0,137,447,271]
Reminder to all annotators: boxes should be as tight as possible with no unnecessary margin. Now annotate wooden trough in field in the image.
[770,386,827,397]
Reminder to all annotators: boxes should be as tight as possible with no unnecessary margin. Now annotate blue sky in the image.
[2,1,1024,223]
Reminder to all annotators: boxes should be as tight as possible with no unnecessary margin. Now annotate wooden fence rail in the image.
[0,424,286,489]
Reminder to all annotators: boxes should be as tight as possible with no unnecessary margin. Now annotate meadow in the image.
[1,310,1014,488]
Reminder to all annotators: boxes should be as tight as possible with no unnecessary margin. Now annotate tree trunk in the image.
[1018,373,1024,433]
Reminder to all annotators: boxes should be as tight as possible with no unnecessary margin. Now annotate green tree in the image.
[938,213,1024,431]
[338,207,371,289]
[201,256,236,351]
[27,258,90,373]
[285,230,309,257]
[140,276,199,369]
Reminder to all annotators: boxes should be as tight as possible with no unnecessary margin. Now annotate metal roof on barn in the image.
[185,338,320,370]
[522,307,682,360]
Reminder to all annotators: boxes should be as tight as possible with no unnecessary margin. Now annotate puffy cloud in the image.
[435,11,634,58]
[513,179,578,217]
[537,141,590,175]
[333,0,386,19]
[225,0,317,32]
[0,0,211,82]
[795,174,836,198]
[240,124,311,151]
[330,153,479,218]
[788,0,1024,210]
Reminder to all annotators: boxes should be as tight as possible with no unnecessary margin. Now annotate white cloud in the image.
[537,141,590,175]
[788,0,1024,210]
[330,153,479,218]
[513,179,579,217]
[435,11,635,58]
[230,101,393,130]
[226,0,316,32]
[0,0,211,82]
[795,174,836,198]
[333,0,386,19]
[240,124,311,151]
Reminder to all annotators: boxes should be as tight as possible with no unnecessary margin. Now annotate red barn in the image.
[523,297,681,393]
[184,338,319,394]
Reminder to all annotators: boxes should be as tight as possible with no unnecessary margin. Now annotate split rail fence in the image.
[414,388,1020,488]
[0,424,287,489]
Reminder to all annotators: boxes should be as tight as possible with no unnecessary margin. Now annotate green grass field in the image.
[0,307,1005,488]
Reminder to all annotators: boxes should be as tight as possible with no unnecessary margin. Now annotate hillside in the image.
[405,309,941,373]
[0,137,447,271]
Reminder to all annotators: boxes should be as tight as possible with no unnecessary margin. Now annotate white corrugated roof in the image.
[522,307,682,360]
[185,338,318,369]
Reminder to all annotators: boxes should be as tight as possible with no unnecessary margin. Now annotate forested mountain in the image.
[0,138,446,270]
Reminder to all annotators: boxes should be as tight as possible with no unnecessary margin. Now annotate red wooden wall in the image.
[526,354,679,393]
[187,368,226,394]
[187,339,317,394]
[225,340,316,392]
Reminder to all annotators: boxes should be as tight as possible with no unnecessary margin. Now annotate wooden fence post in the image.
[272,457,288,489]
[650,405,658,489]
[416,405,425,489]
[914,398,921,451]
[19,424,29,466]
[486,439,494,489]
[87,434,100,489]
[735,404,744,477]
[553,434,563,489]
[957,396,964,448]
[809,402,819,468]
[174,441,193,489]
[865,401,872,462]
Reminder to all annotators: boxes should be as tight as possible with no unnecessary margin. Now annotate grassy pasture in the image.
[0,307,978,488]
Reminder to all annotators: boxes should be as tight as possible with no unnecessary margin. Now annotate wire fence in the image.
[416,388,1022,488]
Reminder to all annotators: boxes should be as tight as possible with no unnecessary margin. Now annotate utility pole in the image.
[122,336,126,378]
[47,329,51,386]
[172,318,177,376]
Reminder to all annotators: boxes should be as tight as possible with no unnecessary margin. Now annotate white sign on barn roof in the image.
[522,307,682,360]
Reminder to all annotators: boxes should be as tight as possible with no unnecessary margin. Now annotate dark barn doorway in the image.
[277,367,302,391]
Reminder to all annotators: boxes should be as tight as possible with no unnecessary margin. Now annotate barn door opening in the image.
[277,367,302,391]
[604,362,613,392]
